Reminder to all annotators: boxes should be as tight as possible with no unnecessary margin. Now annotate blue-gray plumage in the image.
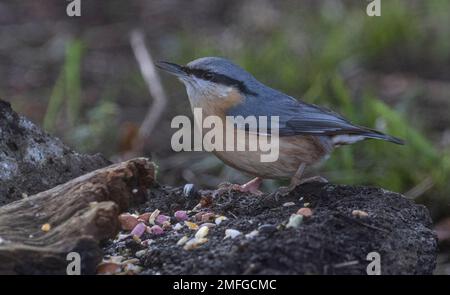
[157,57,404,194]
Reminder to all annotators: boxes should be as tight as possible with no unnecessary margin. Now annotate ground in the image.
[102,182,437,275]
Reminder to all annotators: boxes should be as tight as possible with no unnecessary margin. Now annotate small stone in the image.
[135,250,147,258]
[258,224,277,234]
[183,183,196,197]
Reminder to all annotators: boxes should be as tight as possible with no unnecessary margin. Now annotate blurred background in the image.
[0,0,449,272]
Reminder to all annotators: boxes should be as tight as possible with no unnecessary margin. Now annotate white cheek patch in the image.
[183,77,233,100]
[332,134,366,145]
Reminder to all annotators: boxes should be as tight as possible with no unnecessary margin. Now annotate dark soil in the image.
[103,182,437,275]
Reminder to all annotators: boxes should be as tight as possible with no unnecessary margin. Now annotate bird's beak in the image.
[155,61,187,77]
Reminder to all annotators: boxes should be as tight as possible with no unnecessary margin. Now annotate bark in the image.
[0,158,155,274]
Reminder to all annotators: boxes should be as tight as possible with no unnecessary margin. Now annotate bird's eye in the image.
[202,72,214,81]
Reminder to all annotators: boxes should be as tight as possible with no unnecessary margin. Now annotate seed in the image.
[119,213,139,230]
[156,214,170,225]
[283,202,296,207]
[149,225,164,235]
[245,230,259,239]
[148,209,160,225]
[177,235,189,246]
[224,229,242,239]
[286,214,303,228]
[130,222,146,238]
[195,226,209,239]
[352,210,369,218]
[174,210,188,221]
[183,237,208,250]
[184,221,199,230]
[215,216,228,225]
[41,223,51,232]
[297,207,313,217]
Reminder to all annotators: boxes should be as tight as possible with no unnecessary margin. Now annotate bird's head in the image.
[156,57,257,106]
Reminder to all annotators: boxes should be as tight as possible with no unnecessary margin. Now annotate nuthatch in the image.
[157,57,404,194]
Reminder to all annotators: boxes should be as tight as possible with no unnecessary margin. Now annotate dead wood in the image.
[0,158,155,274]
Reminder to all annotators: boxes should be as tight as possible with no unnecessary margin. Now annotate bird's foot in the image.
[276,175,328,197]
[217,177,264,196]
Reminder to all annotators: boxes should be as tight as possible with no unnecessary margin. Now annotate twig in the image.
[129,29,168,154]
[404,176,434,200]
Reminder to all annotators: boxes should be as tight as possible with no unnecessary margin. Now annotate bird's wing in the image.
[226,89,404,144]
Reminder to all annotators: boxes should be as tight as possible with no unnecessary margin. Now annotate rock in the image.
[0,99,110,206]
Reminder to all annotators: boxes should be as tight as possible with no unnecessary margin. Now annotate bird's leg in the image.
[289,163,307,189]
[217,177,264,196]
[231,177,264,195]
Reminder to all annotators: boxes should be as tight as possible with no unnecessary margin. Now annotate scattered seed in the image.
[119,213,139,230]
[156,214,170,225]
[297,207,313,217]
[215,216,228,225]
[184,221,199,230]
[283,202,296,207]
[123,263,142,274]
[149,209,161,225]
[41,223,51,232]
[130,222,146,238]
[286,214,303,229]
[149,225,164,235]
[352,210,369,218]
[173,223,183,231]
[177,235,189,246]
[97,262,121,275]
[183,237,208,250]
[138,212,151,222]
[245,230,259,239]
[174,210,188,221]
[195,226,209,239]
[201,212,215,223]
[162,221,172,230]
[224,229,242,239]
[132,188,138,194]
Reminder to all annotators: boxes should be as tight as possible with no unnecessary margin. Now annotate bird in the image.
[156,57,404,194]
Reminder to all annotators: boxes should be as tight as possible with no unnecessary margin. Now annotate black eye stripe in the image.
[183,67,256,96]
